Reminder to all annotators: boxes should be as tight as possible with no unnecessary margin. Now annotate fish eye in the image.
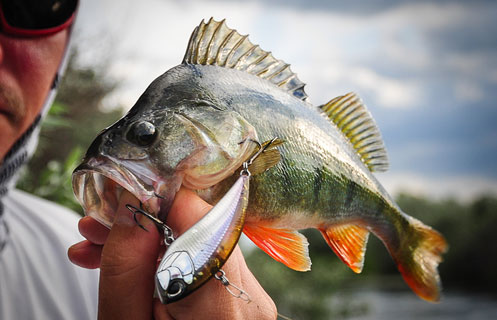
[126,121,157,146]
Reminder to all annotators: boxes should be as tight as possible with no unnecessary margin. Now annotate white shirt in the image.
[0,189,99,320]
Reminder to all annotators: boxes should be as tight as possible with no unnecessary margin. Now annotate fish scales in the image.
[189,64,393,225]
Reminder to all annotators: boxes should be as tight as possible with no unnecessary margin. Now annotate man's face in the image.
[0,30,68,161]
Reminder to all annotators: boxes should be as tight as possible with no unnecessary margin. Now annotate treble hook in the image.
[125,204,166,232]
[249,137,278,165]
[154,192,165,199]
[239,137,279,176]
[126,204,176,245]
[125,204,164,231]
[214,269,252,303]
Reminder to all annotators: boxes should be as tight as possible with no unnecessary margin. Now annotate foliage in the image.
[17,50,123,214]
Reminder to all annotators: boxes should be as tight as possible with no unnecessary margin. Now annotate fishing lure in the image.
[130,139,280,303]
[74,18,446,302]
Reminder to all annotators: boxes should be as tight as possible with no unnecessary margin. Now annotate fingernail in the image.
[69,240,91,251]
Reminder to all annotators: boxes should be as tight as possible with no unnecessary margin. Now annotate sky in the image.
[74,0,497,201]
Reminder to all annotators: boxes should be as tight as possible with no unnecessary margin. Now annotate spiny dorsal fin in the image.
[320,92,389,172]
[183,18,308,101]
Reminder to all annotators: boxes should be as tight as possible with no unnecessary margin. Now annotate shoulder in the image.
[4,189,82,242]
[1,189,99,320]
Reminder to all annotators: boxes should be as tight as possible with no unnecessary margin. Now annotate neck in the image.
[0,115,41,215]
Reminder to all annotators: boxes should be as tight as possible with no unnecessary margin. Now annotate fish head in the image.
[72,68,256,227]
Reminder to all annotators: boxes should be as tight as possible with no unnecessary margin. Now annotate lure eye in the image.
[126,121,157,146]
[167,280,186,298]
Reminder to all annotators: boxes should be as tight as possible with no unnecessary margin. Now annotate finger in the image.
[153,299,173,320]
[223,248,277,319]
[78,216,110,245]
[98,190,161,320]
[160,246,276,320]
[68,240,103,269]
[156,188,277,319]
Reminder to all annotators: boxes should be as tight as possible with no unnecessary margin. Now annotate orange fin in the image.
[393,217,448,302]
[243,225,311,271]
[319,224,370,273]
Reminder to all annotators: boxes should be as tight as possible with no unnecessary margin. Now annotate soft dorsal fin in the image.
[183,18,308,101]
[319,92,389,172]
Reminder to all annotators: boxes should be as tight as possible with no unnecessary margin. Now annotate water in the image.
[335,289,497,320]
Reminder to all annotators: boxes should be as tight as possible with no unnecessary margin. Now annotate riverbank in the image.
[332,278,497,320]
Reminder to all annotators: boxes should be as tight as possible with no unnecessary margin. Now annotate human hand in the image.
[68,188,277,319]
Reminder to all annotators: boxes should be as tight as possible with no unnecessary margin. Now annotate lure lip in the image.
[72,156,162,228]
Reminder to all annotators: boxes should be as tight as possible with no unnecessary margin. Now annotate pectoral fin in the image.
[243,224,311,271]
[246,138,284,175]
[319,224,370,273]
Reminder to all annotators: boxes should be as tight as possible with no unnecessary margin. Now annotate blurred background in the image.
[17,0,497,319]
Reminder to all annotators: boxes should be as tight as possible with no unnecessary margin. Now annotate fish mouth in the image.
[72,156,165,228]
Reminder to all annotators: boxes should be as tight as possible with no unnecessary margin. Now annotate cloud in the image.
[79,0,492,110]
[75,0,497,198]
[376,2,469,30]
[454,80,485,103]
[349,67,421,108]
[77,0,497,108]
[305,64,422,108]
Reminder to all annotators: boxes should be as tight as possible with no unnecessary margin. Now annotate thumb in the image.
[98,190,161,320]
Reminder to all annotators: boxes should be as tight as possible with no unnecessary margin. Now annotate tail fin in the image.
[392,216,448,302]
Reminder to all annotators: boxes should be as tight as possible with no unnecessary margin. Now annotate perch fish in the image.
[72,18,447,302]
